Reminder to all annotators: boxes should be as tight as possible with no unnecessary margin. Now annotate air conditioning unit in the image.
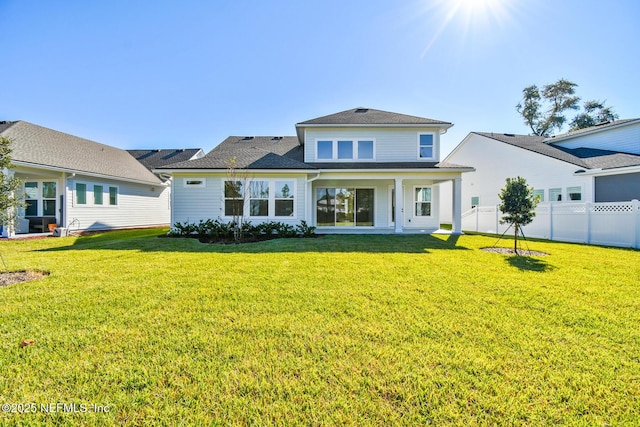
[53,227,68,237]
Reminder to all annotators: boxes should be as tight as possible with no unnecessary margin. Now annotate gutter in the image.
[574,165,640,177]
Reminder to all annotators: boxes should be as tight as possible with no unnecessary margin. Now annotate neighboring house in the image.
[157,107,474,234]
[440,118,640,222]
[0,120,171,237]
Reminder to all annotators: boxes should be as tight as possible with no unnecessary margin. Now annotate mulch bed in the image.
[0,271,48,287]
[481,247,549,256]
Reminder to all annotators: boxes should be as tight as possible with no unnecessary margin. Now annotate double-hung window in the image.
[415,187,432,216]
[249,181,269,217]
[109,187,118,206]
[418,134,434,159]
[76,183,87,205]
[94,185,104,205]
[275,181,294,217]
[224,181,244,216]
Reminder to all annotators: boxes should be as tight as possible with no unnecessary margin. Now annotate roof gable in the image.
[1,121,162,184]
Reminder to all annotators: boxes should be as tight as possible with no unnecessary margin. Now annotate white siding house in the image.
[440,119,640,224]
[159,108,474,234]
[1,121,171,237]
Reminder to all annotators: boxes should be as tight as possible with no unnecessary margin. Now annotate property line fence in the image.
[462,200,640,249]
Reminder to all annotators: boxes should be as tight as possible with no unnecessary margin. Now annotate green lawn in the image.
[1,229,639,426]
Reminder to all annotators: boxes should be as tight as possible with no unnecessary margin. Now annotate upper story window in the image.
[315,139,375,161]
[418,133,434,159]
[317,140,333,159]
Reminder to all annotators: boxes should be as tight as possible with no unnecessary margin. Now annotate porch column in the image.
[451,177,462,234]
[394,178,403,233]
[306,179,313,225]
[1,168,15,238]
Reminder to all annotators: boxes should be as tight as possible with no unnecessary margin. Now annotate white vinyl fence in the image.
[462,200,640,249]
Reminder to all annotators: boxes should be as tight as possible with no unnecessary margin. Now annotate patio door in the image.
[316,187,374,227]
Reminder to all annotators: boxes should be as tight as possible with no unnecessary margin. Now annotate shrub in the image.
[169,219,315,243]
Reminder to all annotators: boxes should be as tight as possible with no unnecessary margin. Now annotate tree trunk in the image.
[514,223,519,255]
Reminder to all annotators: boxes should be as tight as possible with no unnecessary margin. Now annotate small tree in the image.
[0,136,25,235]
[224,157,249,243]
[498,177,539,255]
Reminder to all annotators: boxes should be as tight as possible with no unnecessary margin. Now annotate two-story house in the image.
[158,107,474,234]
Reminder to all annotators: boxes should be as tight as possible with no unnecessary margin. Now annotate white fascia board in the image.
[12,161,165,186]
[575,165,640,177]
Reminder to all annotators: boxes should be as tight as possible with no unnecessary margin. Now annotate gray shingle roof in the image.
[127,148,203,170]
[1,121,162,184]
[297,107,452,126]
[476,131,640,170]
[158,136,314,170]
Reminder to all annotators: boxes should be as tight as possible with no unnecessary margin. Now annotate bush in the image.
[168,219,315,243]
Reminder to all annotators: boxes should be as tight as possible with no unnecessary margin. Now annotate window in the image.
[533,189,544,202]
[23,181,56,216]
[225,180,296,218]
[549,188,562,202]
[358,140,374,159]
[24,182,38,216]
[94,185,104,205]
[567,186,582,201]
[418,134,434,159]
[317,140,333,159]
[76,183,87,205]
[337,140,353,159]
[224,181,244,216]
[184,178,205,188]
[42,182,56,215]
[316,188,374,227]
[275,180,294,217]
[315,139,375,161]
[109,187,118,206]
[471,196,479,208]
[415,187,432,216]
[249,181,269,217]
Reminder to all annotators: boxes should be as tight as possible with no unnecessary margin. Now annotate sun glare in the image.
[419,0,514,57]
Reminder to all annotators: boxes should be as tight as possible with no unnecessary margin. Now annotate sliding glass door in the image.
[316,188,374,227]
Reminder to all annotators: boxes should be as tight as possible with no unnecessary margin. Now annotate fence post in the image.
[633,199,639,249]
[549,203,554,241]
[585,202,591,244]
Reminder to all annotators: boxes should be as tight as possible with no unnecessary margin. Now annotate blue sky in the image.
[1,0,638,156]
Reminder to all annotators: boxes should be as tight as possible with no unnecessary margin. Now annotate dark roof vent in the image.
[355,108,369,113]
[596,120,611,126]
[241,136,254,141]
[271,136,283,141]
[503,133,515,137]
